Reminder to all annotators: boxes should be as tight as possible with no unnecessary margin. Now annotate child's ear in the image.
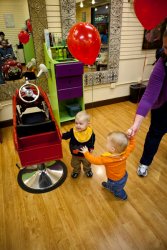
[110,146,115,153]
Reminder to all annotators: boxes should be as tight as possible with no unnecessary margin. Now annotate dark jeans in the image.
[140,102,167,166]
[106,172,128,199]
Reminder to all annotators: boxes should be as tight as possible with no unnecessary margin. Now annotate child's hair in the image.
[75,110,90,122]
[0,32,5,37]
[107,131,128,153]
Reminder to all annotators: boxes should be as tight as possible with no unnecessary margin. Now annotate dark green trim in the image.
[0,119,13,128]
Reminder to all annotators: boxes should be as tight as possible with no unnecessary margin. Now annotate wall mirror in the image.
[0,0,44,101]
[76,0,110,73]
[60,0,123,86]
[0,0,48,101]
[0,0,36,85]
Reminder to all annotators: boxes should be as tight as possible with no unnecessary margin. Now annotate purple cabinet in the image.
[55,62,83,101]
[58,87,83,101]
[55,62,83,78]
[56,76,82,90]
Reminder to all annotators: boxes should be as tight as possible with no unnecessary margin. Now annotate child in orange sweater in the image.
[80,131,135,200]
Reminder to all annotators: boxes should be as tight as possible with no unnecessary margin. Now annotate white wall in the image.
[45,0,62,37]
[120,1,155,80]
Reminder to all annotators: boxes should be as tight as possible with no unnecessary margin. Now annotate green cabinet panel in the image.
[44,44,84,127]
[23,35,35,64]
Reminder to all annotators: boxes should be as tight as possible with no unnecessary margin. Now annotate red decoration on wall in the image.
[67,22,101,65]
[26,19,32,33]
[18,31,30,44]
[134,0,167,30]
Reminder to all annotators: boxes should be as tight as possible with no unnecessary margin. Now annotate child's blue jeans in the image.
[106,172,128,199]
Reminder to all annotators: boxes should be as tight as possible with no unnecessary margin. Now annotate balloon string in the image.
[91,75,94,129]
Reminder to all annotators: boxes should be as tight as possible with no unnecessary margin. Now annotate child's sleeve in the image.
[62,129,72,140]
[125,136,135,157]
[84,151,104,165]
[90,132,95,150]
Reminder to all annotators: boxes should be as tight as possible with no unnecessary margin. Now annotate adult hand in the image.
[127,125,139,137]
[128,114,144,136]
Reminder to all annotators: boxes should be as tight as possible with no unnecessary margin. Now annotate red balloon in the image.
[67,22,101,65]
[134,0,167,30]
[27,19,32,33]
[18,30,30,44]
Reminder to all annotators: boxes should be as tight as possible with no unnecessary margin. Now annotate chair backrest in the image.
[16,120,56,137]
[21,111,46,124]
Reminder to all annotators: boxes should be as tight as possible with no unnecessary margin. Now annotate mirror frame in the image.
[28,0,48,66]
[60,0,123,86]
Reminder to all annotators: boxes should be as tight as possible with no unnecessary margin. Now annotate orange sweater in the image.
[84,137,135,181]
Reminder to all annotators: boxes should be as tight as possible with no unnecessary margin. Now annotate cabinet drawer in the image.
[56,76,82,90]
[55,62,83,78]
[58,87,83,101]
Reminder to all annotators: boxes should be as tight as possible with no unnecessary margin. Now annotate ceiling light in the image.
[105,5,108,9]
[92,0,95,4]
[95,7,97,11]
[80,1,83,7]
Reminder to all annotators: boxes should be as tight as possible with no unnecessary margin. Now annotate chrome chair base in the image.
[17,160,67,193]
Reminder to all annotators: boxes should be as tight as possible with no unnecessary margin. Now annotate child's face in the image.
[75,118,89,132]
[1,40,7,48]
[0,34,4,41]
[106,137,116,153]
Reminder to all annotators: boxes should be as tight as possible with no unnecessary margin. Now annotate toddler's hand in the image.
[80,146,88,153]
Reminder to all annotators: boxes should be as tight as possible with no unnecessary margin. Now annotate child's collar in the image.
[73,126,93,142]
[102,151,125,157]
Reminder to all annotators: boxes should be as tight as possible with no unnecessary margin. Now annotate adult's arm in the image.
[137,58,166,117]
[128,58,166,136]
[128,114,144,136]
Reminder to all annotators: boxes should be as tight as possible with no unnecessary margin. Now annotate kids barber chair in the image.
[13,65,67,193]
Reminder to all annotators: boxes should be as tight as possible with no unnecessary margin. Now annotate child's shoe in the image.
[102,182,112,192]
[71,172,79,178]
[102,182,108,189]
[137,164,148,177]
[114,193,128,200]
[86,170,93,177]
[114,189,127,200]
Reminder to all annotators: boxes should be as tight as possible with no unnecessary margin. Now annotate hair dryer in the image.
[37,64,48,77]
